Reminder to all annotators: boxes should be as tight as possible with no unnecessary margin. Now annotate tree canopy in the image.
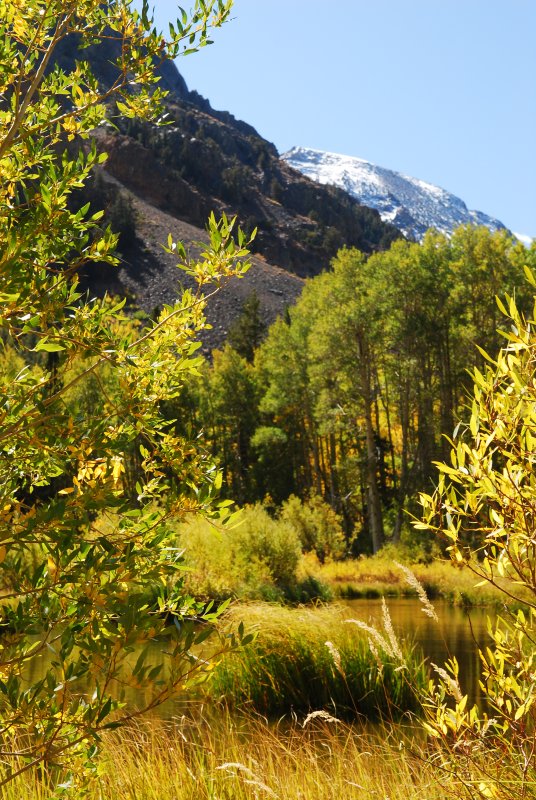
[188,227,533,553]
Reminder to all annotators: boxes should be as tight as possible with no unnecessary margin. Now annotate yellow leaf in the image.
[112,457,124,483]
[12,16,29,39]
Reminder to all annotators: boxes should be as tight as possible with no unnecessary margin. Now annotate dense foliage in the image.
[173,496,342,603]
[0,0,258,791]
[171,227,534,553]
[416,271,536,798]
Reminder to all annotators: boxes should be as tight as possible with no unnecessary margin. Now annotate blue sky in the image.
[144,1,535,238]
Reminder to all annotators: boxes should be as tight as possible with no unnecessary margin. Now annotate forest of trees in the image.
[170,226,535,553]
[3,218,530,568]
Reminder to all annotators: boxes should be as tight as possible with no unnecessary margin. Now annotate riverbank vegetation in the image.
[2,1,536,798]
[168,502,526,607]
[209,603,426,718]
[304,551,527,607]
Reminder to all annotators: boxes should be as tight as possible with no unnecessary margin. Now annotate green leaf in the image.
[34,340,66,352]
[96,697,113,724]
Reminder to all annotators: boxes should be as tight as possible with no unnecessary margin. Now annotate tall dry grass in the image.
[302,553,525,606]
[1,713,451,800]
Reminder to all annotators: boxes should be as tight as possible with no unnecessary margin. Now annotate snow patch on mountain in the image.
[513,232,533,247]
[281,146,507,242]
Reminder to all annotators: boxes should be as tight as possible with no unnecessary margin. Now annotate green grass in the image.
[208,602,426,719]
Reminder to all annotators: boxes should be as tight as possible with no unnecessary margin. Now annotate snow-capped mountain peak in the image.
[281,146,507,242]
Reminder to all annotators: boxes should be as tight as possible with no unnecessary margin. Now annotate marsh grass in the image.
[3,594,517,799]
[1,713,452,800]
[208,603,426,719]
[304,553,524,606]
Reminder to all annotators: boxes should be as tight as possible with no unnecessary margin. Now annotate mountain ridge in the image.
[54,33,519,350]
[282,146,508,242]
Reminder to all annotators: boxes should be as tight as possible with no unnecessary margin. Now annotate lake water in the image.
[344,598,493,706]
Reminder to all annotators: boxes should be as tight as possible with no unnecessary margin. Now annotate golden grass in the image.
[1,713,452,800]
[300,553,525,606]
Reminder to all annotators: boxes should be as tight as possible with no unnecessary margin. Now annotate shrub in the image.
[280,494,346,562]
[0,1,243,790]
[177,504,302,601]
[417,271,536,798]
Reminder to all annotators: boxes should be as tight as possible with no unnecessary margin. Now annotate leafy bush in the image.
[0,1,243,790]
[177,504,302,601]
[279,494,346,562]
[417,271,536,799]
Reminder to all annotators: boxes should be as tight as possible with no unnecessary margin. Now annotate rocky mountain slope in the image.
[282,146,507,242]
[83,169,305,352]
[53,33,400,347]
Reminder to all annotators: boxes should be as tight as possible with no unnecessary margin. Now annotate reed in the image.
[208,603,427,719]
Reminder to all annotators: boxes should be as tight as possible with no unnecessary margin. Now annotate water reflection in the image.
[344,598,492,707]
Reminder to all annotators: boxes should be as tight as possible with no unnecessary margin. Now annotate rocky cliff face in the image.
[104,99,400,278]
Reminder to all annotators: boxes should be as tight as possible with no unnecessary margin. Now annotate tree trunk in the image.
[357,334,384,553]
